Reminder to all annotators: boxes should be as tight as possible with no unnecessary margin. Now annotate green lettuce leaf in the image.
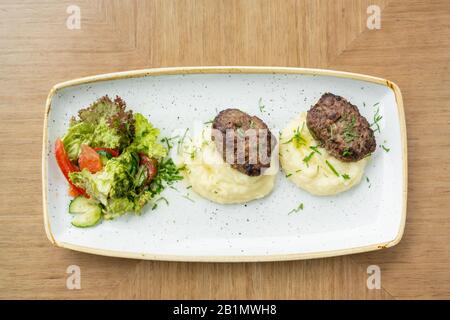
[90,118,123,149]
[69,151,139,204]
[69,150,156,218]
[102,191,153,220]
[73,96,125,127]
[127,113,167,159]
[62,96,134,160]
[61,122,94,160]
[103,198,135,220]
[65,97,183,219]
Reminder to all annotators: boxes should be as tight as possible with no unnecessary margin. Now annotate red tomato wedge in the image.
[79,144,103,173]
[68,184,83,197]
[54,138,86,196]
[93,147,120,157]
[139,153,158,183]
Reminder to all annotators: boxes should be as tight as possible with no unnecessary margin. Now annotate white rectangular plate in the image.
[43,67,407,262]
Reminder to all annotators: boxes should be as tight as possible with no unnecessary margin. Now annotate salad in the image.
[54,95,183,227]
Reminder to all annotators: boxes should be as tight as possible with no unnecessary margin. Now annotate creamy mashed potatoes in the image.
[279,112,368,196]
[179,125,277,204]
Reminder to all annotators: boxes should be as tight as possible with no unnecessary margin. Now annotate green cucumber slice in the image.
[69,196,102,227]
[69,196,97,214]
[71,206,102,228]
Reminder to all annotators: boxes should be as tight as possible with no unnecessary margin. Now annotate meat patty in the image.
[211,108,275,176]
[306,93,376,162]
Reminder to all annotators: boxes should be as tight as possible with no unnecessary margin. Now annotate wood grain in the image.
[0,0,449,299]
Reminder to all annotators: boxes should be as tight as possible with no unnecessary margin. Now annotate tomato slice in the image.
[68,184,82,197]
[79,144,103,173]
[139,153,158,183]
[54,139,86,196]
[93,147,120,157]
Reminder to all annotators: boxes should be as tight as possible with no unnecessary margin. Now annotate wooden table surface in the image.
[1,0,449,299]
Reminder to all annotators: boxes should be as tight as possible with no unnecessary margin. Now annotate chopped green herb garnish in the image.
[203,119,213,125]
[381,145,390,152]
[288,203,304,215]
[373,102,380,107]
[371,107,383,133]
[303,151,315,167]
[342,148,352,157]
[343,116,357,143]
[182,194,195,202]
[190,149,197,160]
[325,160,340,177]
[160,137,171,151]
[151,196,169,211]
[283,123,306,148]
[150,158,184,195]
[161,135,179,152]
[258,97,265,113]
[342,173,350,180]
[286,173,292,178]
[186,185,192,189]
[177,128,189,154]
[309,145,322,155]
[157,197,169,205]
[365,176,371,188]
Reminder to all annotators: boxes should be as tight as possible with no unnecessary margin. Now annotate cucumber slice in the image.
[71,206,102,228]
[69,196,102,227]
[69,196,97,214]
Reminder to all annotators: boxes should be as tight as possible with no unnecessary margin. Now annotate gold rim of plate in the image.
[42,66,407,262]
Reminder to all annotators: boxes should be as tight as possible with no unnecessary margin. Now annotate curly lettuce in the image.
[61,122,93,160]
[62,96,134,160]
[70,151,142,217]
[128,113,167,159]
[69,149,180,219]
[65,96,183,221]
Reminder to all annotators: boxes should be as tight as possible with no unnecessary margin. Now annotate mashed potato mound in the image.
[279,112,368,196]
[179,125,277,204]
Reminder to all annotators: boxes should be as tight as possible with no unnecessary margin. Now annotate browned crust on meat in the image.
[306,93,376,162]
[211,108,274,176]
